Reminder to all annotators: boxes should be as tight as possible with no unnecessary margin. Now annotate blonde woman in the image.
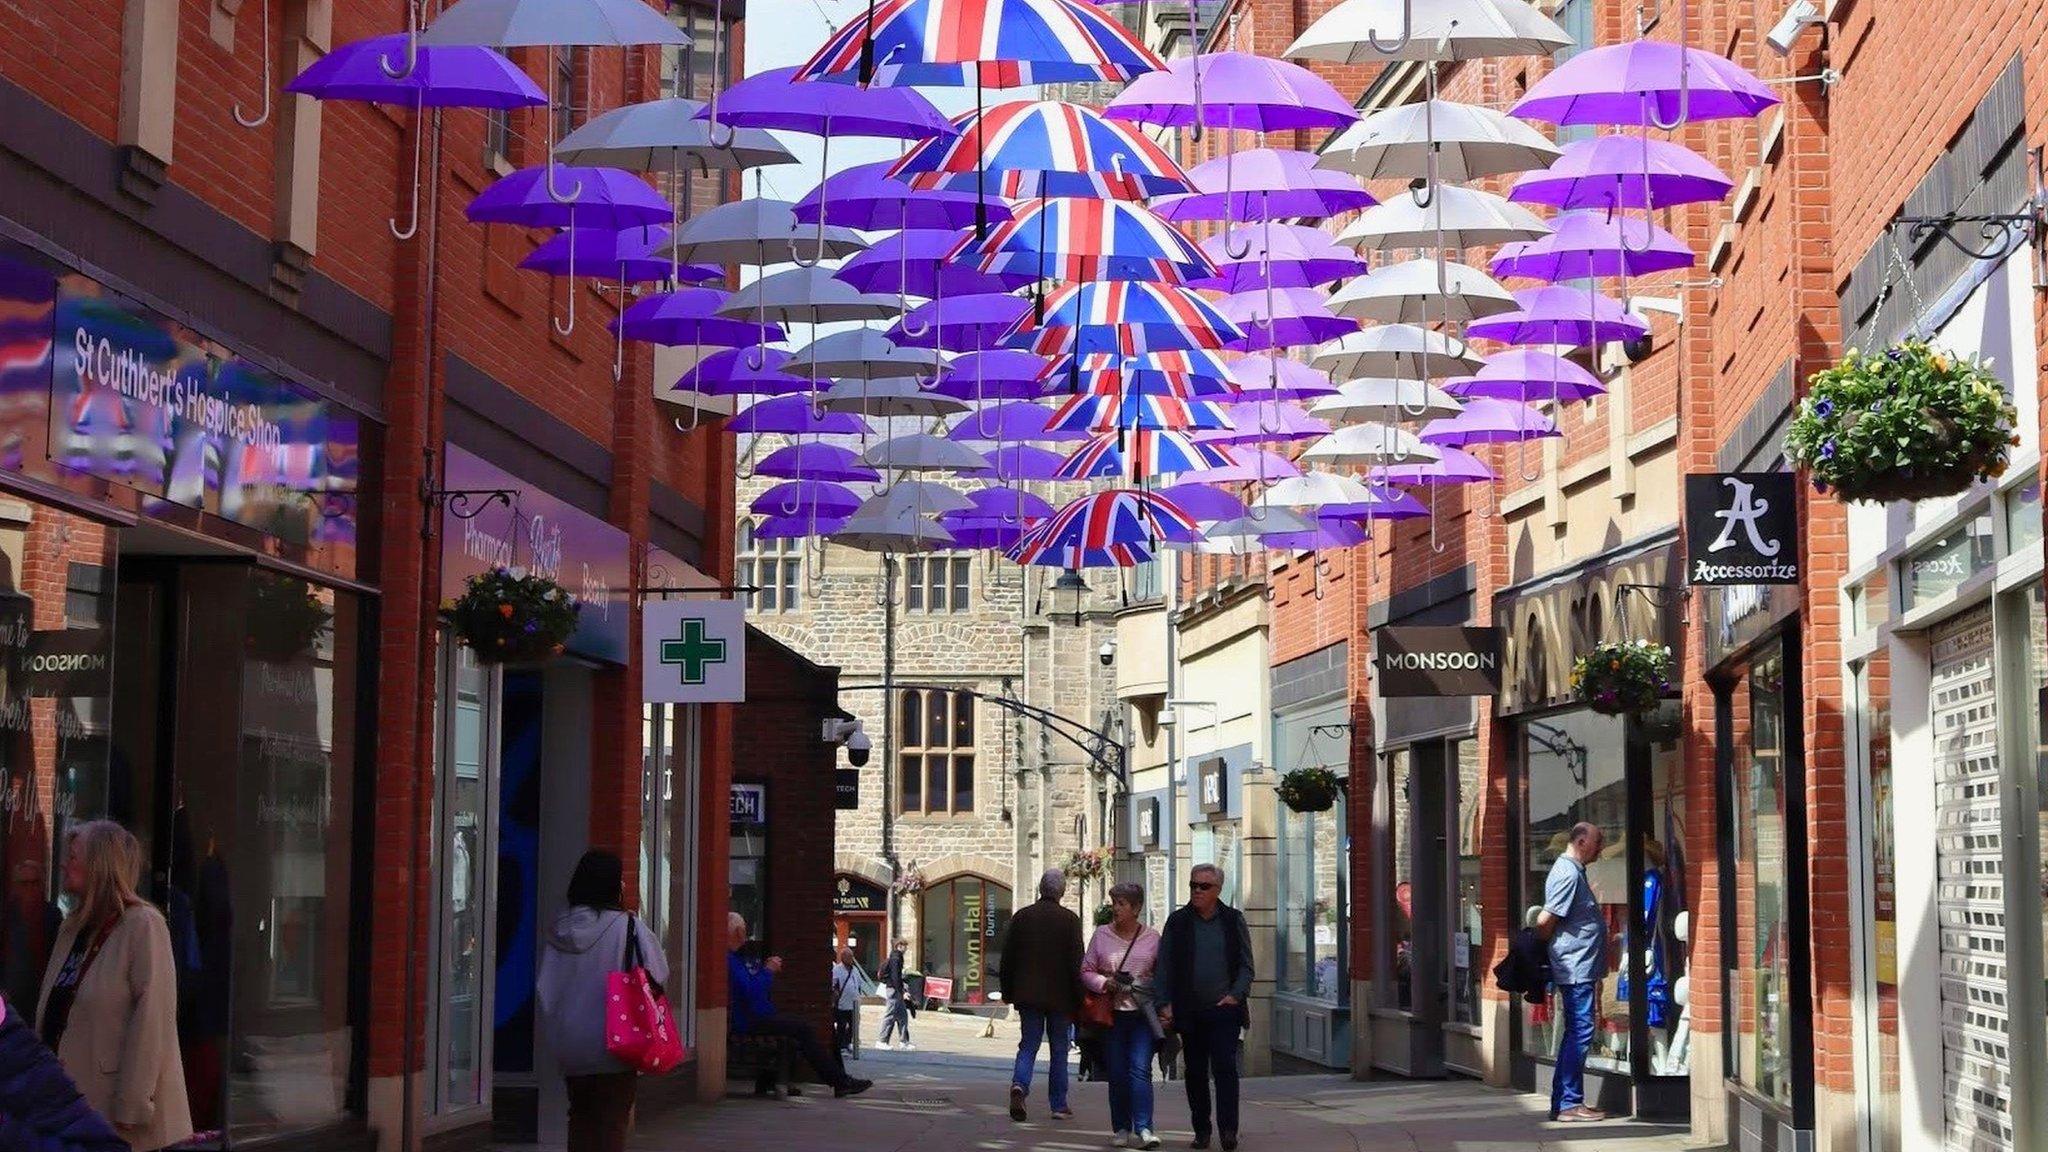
[36,821,191,1151]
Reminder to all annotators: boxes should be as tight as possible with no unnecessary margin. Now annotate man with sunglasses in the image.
[1154,864,1253,1151]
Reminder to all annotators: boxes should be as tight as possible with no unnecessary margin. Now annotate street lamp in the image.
[1036,567,1090,626]
[1157,698,1219,733]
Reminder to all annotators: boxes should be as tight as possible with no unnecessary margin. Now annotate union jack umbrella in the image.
[1053,429,1233,481]
[1042,348,1239,385]
[960,198,1214,285]
[1046,392,1236,434]
[1008,488,1203,569]
[890,100,1190,200]
[1047,363,1239,402]
[1005,282,1244,356]
[795,0,1165,88]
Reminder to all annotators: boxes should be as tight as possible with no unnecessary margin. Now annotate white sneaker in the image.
[1137,1129,1161,1149]
[1112,1131,1130,1147]
[899,1041,916,1051]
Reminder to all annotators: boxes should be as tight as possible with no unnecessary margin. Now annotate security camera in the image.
[846,729,872,768]
[1765,0,1820,56]
[822,718,872,767]
[1098,640,1116,666]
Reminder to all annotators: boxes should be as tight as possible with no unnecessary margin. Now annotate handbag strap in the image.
[620,913,642,974]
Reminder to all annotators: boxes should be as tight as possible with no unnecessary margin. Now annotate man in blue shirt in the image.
[1536,822,1609,1123]
[728,913,872,1098]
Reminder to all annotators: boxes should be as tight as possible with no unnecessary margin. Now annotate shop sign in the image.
[642,599,746,703]
[1685,472,1800,585]
[13,628,111,697]
[48,277,360,547]
[729,782,766,827]
[835,769,860,811]
[922,975,954,1003]
[1496,539,1681,715]
[1197,757,1228,818]
[1375,626,1503,696]
[832,874,885,913]
[438,445,631,664]
[1137,797,1159,847]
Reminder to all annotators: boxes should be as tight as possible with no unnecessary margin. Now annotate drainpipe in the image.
[1164,551,1181,894]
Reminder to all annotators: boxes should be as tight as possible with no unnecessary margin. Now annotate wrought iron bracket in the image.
[1890,146,2048,288]
[418,447,516,540]
[1616,582,1692,627]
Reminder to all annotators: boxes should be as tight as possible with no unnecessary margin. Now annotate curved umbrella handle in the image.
[1647,1,1693,131]
[804,536,827,601]
[1188,1,1208,142]
[1616,129,1663,254]
[553,224,578,337]
[780,484,803,516]
[391,93,425,240]
[791,128,832,268]
[706,0,738,148]
[745,342,769,372]
[1369,0,1413,54]
[735,434,760,479]
[234,0,273,128]
[381,0,420,80]
[673,400,705,434]
[1221,154,1255,259]
[1312,552,1331,600]
[612,270,628,381]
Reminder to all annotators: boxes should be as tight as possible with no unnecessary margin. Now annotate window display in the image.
[1733,644,1791,1104]
[1637,704,1689,1076]
[1387,748,1413,1010]
[1451,740,1484,1026]
[918,876,1011,1004]
[1278,803,1344,1003]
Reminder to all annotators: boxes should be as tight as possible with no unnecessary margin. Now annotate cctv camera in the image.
[846,729,872,768]
[1766,0,1820,55]
[1098,641,1116,667]
[823,717,870,766]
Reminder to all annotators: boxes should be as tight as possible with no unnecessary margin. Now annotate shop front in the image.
[1497,534,1692,1121]
[1270,642,1350,1071]
[916,873,1011,1006]
[0,233,375,1149]
[832,873,889,977]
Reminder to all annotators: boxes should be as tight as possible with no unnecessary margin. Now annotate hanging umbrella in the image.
[1464,286,1649,347]
[794,161,1011,231]
[1186,508,1318,554]
[720,266,906,324]
[1285,0,1569,64]
[1216,288,1360,351]
[1510,40,1782,128]
[1444,349,1608,404]
[1419,398,1560,444]
[614,288,784,347]
[1372,444,1496,484]
[414,0,690,48]
[947,401,1087,443]
[756,442,883,482]
[727,396,873,436]
[1152,149,1376,224]
[521,226,718,283]
[932,350,1057,400]
[662,199,867,267]
[891,295,1036,354]
[699,65,957,140]
[1009,489,1201,569]
[1261,470,1380,509]
[466,165,670,230]
[795,0,1165,88]
[1489,212,1694,282]
[1046,348,1241,387]
[1196,405,1331,445]
[1105,50,1357,133]
[1335,185,1550,250]
[1318,483,1431,522]
[1177,445,1304,484]
[751,480,864,519]
[832,491,958,553]
[819,379,972,417]
[838,230,1035,299]
[1222,355,1339,402]
[1193,224,1365,292]
[891,100,1191,200]
[1046,393,1235,434]
[1510,135,1733,210]
[1149,482,1246,523]
[553,98,794,171]
[1062,366,1238,402]
[964,198,1215,285]
[785,329,949,381]
[954,487,1058,522]
[1055,430,1233,480]
[982,444,1069,481]
[1301,423,1441,466]
[1326,259,1518,324]
[1312,325,1483,379]
[671,347,810,398]
[1319,99,1561,181]
[1310,379,1464,424]
[861,434,992,474]
[1007,282,1244,356]
[755,513,849,540]
[855,478,979,515]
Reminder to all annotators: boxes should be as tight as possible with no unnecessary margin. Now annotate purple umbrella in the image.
[892,295,1035,354]
[1510,39,1781,130]
[1154,149,1377,224]
[934,350,1057,400]
[1262,517,1373,550]
[615,289,785,348]
[838,229,1033,298]
[1420,398,1558,444]
[700,66,957,140]
[1155,482,1248,522]
[1196,404,1330,445]
[942,518,1039,549]
[728,396,873,437]
[469,165,672,338]
[1371,444,1496,484]
[755,512,848,540]
[755,442,881,482]
[672,348,812,398]
[1510,135,1733,210]
[1444,349,1608,404]
[947,401,1075,443]
[1489,212,1694,282]
[521,225,719,283]
[1464,286,1649,347]
[751,480,864,518]
[1323,484,1432,521]
[1217,288,1360,352]
[1104,51,1358,133]
[954,487,1058,521]
[793,161,1011,231]
[1192,224,1365,291]
[1222,355,1339,402]
[981,444,1069,481]
[1178,445,1304,484]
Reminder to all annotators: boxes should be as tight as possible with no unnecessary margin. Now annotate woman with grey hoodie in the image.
[537,852,669,1152]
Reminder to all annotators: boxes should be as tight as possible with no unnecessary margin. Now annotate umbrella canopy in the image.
[754,513,848,540]
[1153,149,1377,223]
[785,329,949,381]
[466,165,671,229]
[1055,430,1233,480]
[1313,325,1484,379]
[1310,378,1465,423]
[1464,286,1650,346]
[932,350,1057,400]
[1193,223,1365,292]
[1445,348,1609,403]
[1177,445,1304,484]
[861,433,992,473]
[1319,483,1431,522]
[964,198,1214,285]
[1222,355,1339,402]
[1155,482,1249,522]
[1489,212,1694,281]
[1510,135,1734,210]
[1301,423,1441,466]
[981,444,1069,480]
[1326,259,1519,324]
[1007,282,1244,356]
[521,225,719,282]
[1261,470,1379,509]
[553,98,795,170]
[946,401,1070,443]
[796,0,1165,87]
[860,479,979,515]
[672,347,811,397]
[1047,348,1240,385]
[892,295,1037,354]
[1319,99,1560,181]
[892,100,1190,200]
[700,65,957,139]
[1371,444,1496,484]
[756,442,883,482]
[818,379,971,417]
[953,487,1058,521]
[1009,489,1200,568]
[721,266,906,324]
[1286,0,1570,64]
[614,288,784,346]
[1216,288,1360,351]
[832,491,957,553]
[794,161,1011,231]
[728,395,873,436]
[838,230,1034,299]
[1335,185,1551,250]
[1197,404,1331,445]
[1186,508,1315,553]
[1105,51,1358,132]
[751,480,863,519]
[1046,393,1234,434]
[1420,397,1559,444]
[285,35,546,107]
[943,518,1040,549]
[418,0,692,47]
[1510,41,1782,126]
[663,199,866,266]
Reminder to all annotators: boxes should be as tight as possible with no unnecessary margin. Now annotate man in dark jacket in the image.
[877,938,913,1050]
[726,914,872,1098]
[0,995,127,1151]
[998,868,1084,1123]
[1156,864,1254,1151]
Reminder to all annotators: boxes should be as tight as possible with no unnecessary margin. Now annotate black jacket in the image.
[999,898,1085,1015]
[1157,903,1253,1026]
[880,949,907,993]
[1493,928,1552,1003]
[0,996,128,1151]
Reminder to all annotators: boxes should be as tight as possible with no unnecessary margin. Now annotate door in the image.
[431,634,499,1115]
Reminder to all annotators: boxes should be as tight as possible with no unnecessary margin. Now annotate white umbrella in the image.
[720,267,905,325]
[1327,259,1518,324]
[661,199,866,267]
[860,434,990,473]
[416,0,691,48]
[852,479,976,515]
[819,379,970,418]
[1286,0,1569,65]
[1301,423,1441,466]
[554,98,794,171]
[1262,471,1380,509]
[1320,100,1560,182]
[1336,186,1551,250]
[1310,379,1464,424]
[833,492,957,553]
[1183,509,1318,554]
[1313,326,1483,380]
[786,329,948,381]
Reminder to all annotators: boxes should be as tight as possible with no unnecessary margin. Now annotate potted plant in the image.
[1786,341,2019,503]
[1572,639,1673,716]
[1277,765,1341,813]
[246,573,332,662]
[447,566,580,665]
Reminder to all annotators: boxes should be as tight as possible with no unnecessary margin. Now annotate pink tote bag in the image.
[606,915,687,1074]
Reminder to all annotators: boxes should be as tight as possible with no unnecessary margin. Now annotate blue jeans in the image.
[1012,1008,1072,1111]
[1551,982,1598,1116]
[1104,1010,1157,1134]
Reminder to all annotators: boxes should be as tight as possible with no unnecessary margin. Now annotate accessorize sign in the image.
[1685,472,1800,585]
[1375,626,1504,697]
[642,599,746,703]
[438,444,630,664]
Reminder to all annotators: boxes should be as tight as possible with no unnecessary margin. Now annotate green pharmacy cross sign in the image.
[660,617,728,686]
[642,600,746,703]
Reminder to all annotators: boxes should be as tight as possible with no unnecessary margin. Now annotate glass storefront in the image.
[1733,641,1792,1103]
[432,638,494,1115]
[642,703,700,1051]
[1386,748,1413,1010]
[918,875,1011,1005]
[1277,803,1345,1003]
[1451,740,1484,1027]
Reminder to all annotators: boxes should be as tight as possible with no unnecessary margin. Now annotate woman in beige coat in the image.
[36,820,191,1152]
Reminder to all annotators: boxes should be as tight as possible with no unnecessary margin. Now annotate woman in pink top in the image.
[1083,882,1164,1149]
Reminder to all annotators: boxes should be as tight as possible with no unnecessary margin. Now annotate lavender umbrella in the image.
[1510,135,1734,210]
[1444,349,1608,404]
[614,289,785,348]
[793,161,1011,231]
[1261,517,1374,551]
[672,348,811,399]
[1178,445,1304,484]
[946,402,1074,443]
[1155,482,1248,522]
[751,480,864,519]
[1420,398,1558,444]
[1510,40,1782,129]
[1192,224,1365,292]
[700,66,957,140]
[1372,444,1496,484]
[838,229,1033,299]
[1105,51,1358,133]
[1222,355,1339,402]
[728,396,873,437]
[1217,288,1360,352]
[1489,212,1694,282]
[1321,483,1431,521]
[521,226,717,283]
[1464,287,1649,347]
[468,165,672,337]
[755,513,848,541]
[956,487,1058,522]
[1153,149,1377,224]
[892,295,1035,354]
[755,442,882,483]
[982,444,1069,481]
[942,518,1039,550]
[933,350,1057,400]
[1198,405,1330,445]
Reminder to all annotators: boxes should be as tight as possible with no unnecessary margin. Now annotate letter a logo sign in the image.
[1685,472,1800,586]
[1708,475,1781,557]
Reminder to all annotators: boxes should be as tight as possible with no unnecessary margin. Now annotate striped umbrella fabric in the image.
[960,198,1214,285]
[1008,488,1202,568]
[1005,282,1244,356]
[795,0,1165,87]
[890,100,1189,200]
[1046,392,1235,433]
[1053,429,1233,480]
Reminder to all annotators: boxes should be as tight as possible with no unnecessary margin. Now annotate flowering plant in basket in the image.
[1063,847,1111,882]
[246,573,332,662]
[891,867,926,896]
[1572,639,1672,716]
[447,566,580,664]
[1786,341,2019,504]
[1277,766,1341,813]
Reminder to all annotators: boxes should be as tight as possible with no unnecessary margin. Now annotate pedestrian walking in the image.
[831,947,862,1060]
[727,914,873,1097]
[1155,864,1252,1152]
[536,850,669,1152]
[35,820,191,1152]
[877,938,914,1050]
[1083,882,1163,1149]
[1536,822,1610,1123]
[998,868,1085,1123]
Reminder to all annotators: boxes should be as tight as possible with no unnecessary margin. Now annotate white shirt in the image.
[831,962,863,1009]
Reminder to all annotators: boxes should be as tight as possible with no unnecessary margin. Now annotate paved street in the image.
[619,1011,1716,1151]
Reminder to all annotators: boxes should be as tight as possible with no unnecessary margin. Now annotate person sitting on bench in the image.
[728,913,872,1098]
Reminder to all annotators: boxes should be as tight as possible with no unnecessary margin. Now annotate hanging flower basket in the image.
[1786,341,2019,504]
[1277,766,1341,813]
[447,566,580,665]
[246,574,332,663]
[1572,640,1673,716]
[1093,903,1115,927]
[1063,847,1111,883]
[891,867,926,897]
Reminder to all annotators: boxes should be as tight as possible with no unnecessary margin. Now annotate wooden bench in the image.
[727,1032,799,1099]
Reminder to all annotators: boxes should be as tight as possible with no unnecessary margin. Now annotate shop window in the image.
[1854,649,1901,1148]
[905,556,971,613]
[1386,747,1414,1010]
[1451,739,1485,1026]
[1278,804,1345,1004]
[2005,474,2041,557]
[736,519,802,613]
[917,876,1012,1004]
[1641,705,1689,1076]
[643,703,700,1051]
[432,635,492,1114]
[729,783,767,941]
[1904,509,1993,609]
[898,689,976,815]
[1733,643,1792,1104]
